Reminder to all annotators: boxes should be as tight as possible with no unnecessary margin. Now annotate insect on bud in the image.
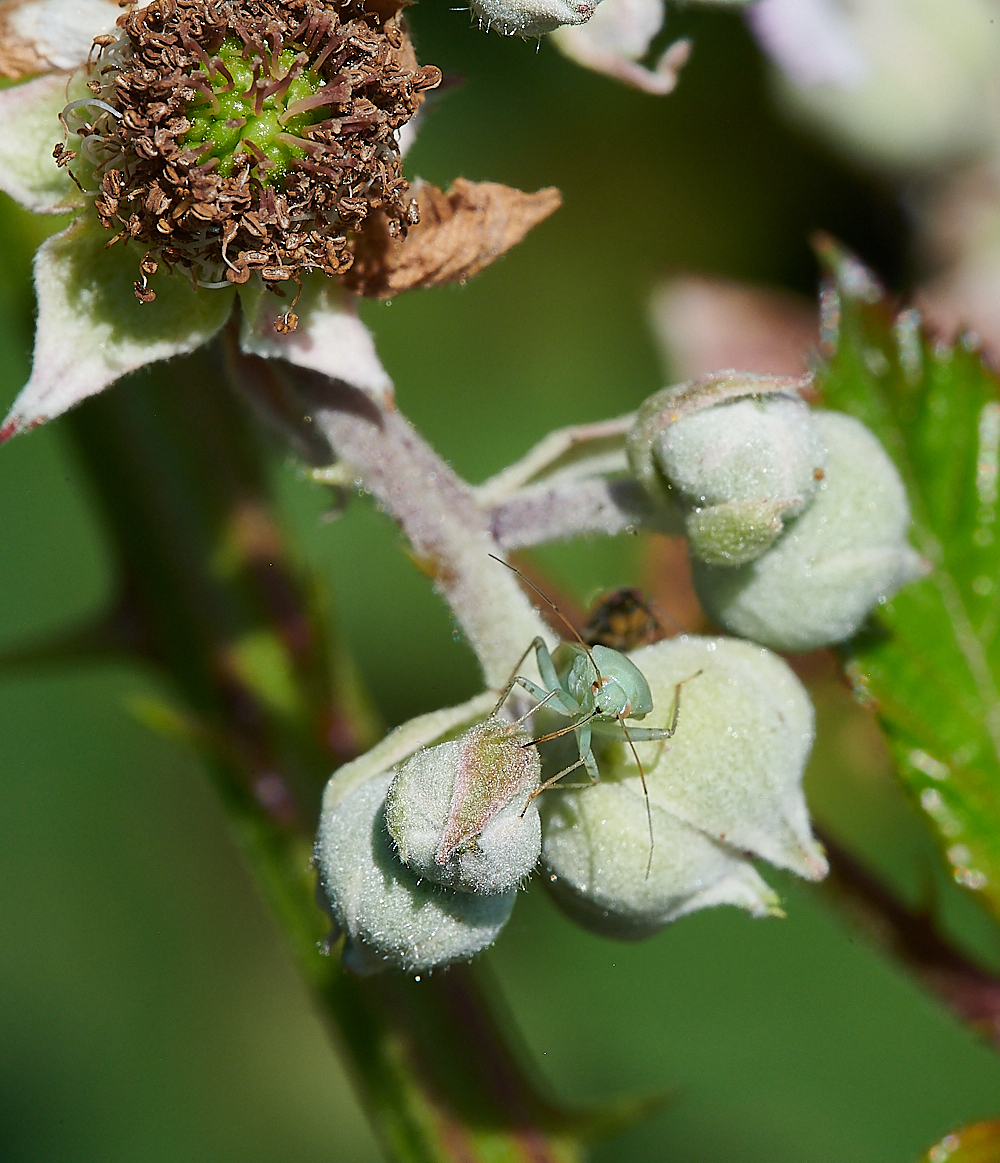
[627,373,825,565]
[692,411,927,652]
[541,635,825,940]
[385,715,542,895]
[469,0,596,38]
[315,772,516,976]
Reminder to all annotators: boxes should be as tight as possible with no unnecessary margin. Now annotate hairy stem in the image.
[488,476,668,550]
[224,338,553,688]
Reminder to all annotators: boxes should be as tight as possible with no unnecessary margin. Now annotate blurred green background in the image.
[2,4,1000,1161]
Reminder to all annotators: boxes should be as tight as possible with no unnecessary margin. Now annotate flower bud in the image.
[315,772,515,976]
[627,374,824,565]
[385,716,542,895]
[469,0,595,38]
[692,411,927,652]
[541,635,825,939]
[544,782,783,939]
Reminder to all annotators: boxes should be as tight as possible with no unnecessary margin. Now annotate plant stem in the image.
[223,340,552,689]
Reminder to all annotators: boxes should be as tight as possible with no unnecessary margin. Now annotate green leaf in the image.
[814,235,1000,914]
[918,1120,1000,1163]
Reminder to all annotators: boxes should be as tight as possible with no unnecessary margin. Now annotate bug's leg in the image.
[514,675,555,705]
[533,639,562,693]
[618,716,655,879]
[576,722,600,785]
[520,756,586,816]
[508,686,562,729]
[491,637,548,716]
[524,708,598,749]
[521,722,606,816]
[659,670,702,739]
[591,722,673,742]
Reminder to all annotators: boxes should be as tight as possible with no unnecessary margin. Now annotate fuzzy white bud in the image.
[542,635,825,939]
[692,411,927,652]
[385,716,542,895]
[315,772,516,976]
[469,0,595,38]
[628,373,823,565]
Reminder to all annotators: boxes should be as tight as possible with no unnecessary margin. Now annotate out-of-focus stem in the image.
[63,351,587,1163]
[820,829,1000,1047]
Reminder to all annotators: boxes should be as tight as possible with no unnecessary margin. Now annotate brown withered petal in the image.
[0,0,48,78]
[346,178,562,299]
[0,0,118,79]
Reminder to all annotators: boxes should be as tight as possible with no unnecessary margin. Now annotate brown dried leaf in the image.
[347,177,562,299]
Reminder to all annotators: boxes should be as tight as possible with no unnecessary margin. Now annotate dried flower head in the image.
[63,0,440,303]
[0,0,559,437]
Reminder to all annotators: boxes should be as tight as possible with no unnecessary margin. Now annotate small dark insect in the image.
[582,588,665,653]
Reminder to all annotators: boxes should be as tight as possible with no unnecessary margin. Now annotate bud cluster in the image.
[316,634,825,972]
[315,713,542,974]
[629,373,925,651]
[315,366,925,974]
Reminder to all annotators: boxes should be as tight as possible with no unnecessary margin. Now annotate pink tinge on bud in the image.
[435,718,539,865]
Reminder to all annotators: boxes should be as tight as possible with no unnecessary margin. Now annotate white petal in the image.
[550,0,691,94]
[2,215,236,439]
[238,275,394,408]
[747,0,868,88]
[6,0,118,71]
[0,72,85,213]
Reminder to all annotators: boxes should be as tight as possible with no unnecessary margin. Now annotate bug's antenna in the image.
[488,554,602,678]
[619,717,655,879]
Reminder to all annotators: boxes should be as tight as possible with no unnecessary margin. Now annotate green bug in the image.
[490,557,697,874]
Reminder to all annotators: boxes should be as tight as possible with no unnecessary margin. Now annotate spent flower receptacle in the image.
[0,0,559,440]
